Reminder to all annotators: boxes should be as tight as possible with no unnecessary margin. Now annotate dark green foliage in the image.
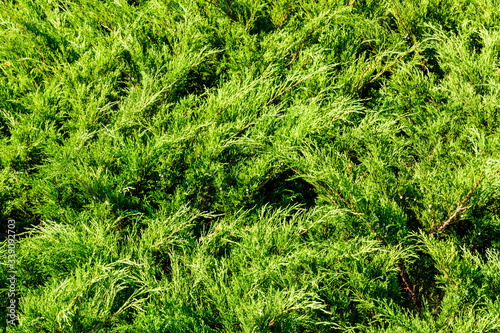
[1,0,500,331]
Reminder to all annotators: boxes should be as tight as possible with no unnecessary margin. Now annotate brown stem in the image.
[368,52,407,84]
[441,262,458,291]
[432,174,483,235]
[396,262,419,310]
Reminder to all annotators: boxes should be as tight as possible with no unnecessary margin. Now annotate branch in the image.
[268,306,301,326]
[156,226,183,250]
[351,61,375,94]
[314,114,344,133]
[431,174,483,235]
[289,167,360,214]
[441,262,458,291]
[396,262,419,310]
[367,52,407,84]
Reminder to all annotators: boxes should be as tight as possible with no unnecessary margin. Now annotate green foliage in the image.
[0,0,499,331]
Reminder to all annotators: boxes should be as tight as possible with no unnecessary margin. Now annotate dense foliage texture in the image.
[1,0,500,331]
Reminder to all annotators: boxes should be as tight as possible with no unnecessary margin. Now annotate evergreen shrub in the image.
[0,0,499,331]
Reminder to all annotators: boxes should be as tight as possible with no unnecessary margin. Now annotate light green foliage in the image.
[0,0,500,331]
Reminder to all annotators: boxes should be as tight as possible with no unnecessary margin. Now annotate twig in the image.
[346,138,360,155]
[327,185,359,213]
[268,306,300,326]
[367,52,407,84]
[351,62,375,94]
[234,122,255,137]
[355,171,369,184]
[432,174,483,234]
[263,76,310,108]
[156,226,183,250]
[396,262,419,310]
[289,167,359,213]
[441,262,458,291]
[314,114,344,133]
